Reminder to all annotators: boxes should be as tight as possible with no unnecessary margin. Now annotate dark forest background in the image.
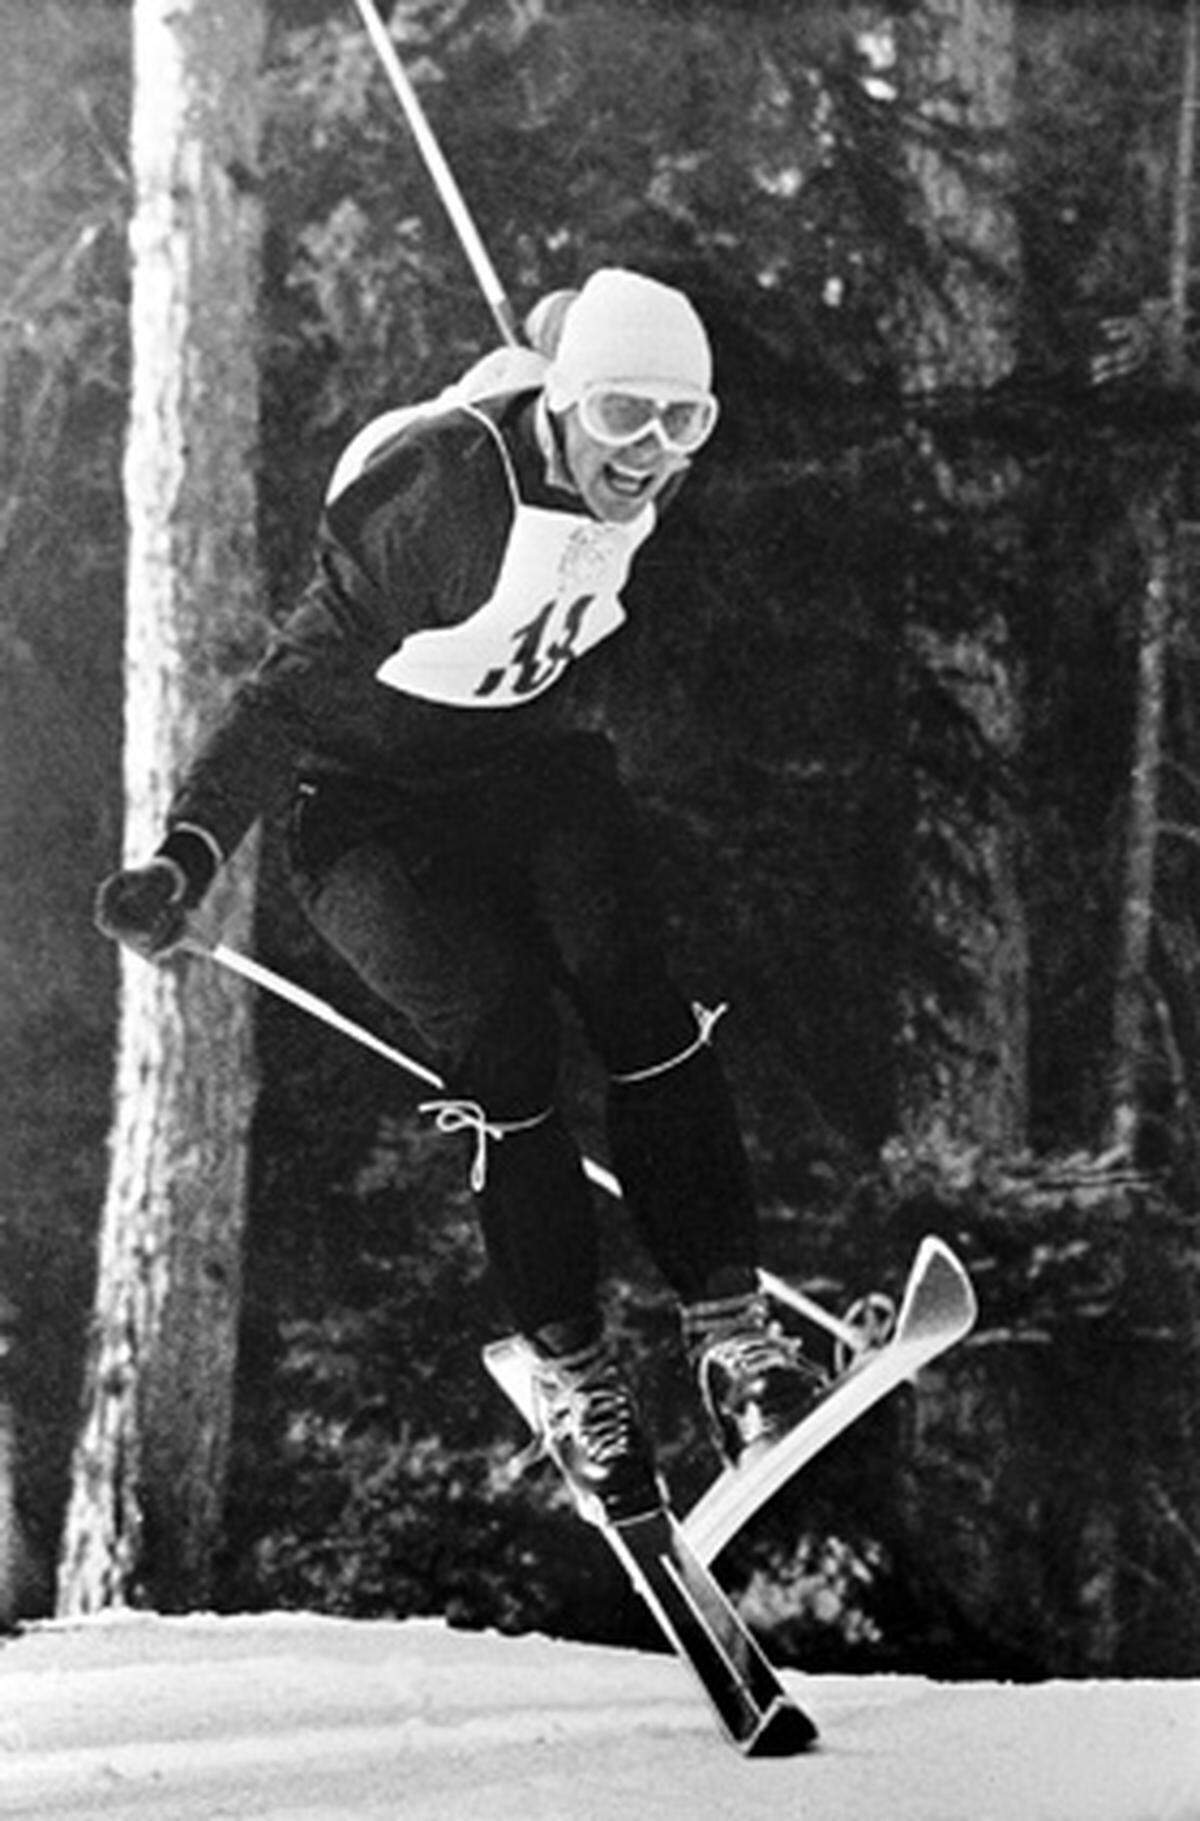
[2,0,1199,1676]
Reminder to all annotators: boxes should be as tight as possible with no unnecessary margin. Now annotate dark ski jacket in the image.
[167,386,672,867]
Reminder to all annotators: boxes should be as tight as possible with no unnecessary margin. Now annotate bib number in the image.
[474,593,595,700]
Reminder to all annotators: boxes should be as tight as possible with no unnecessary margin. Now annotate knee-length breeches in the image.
[287,733,758,1333]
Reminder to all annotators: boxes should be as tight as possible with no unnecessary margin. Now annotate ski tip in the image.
[908,1233,979,1339]
[744,1698,820,1757]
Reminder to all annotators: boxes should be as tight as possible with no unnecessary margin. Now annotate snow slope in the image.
[0,1612,1197,1821]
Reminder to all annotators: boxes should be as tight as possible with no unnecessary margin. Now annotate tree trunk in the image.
[56,0,265,1615]
[1168,0,1200,385]
[891,0,1029,1157]
[0,1292,39,1626]
[1108,0,1198,1151]
[1108,488,1176,1155]
[885,0,1037,1670]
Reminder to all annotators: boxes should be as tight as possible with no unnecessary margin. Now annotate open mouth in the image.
[602,458,657,500]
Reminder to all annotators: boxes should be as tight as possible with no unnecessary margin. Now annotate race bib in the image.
[376,502,653,708]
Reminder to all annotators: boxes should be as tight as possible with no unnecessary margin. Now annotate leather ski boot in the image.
[531,1335,662,1523]
[684,1293,828,1467]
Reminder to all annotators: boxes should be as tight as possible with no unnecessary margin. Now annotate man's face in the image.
[558,407,689,524]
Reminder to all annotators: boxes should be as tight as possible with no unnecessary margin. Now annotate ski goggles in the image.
[576,384,719,455]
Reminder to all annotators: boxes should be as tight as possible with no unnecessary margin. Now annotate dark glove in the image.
[94,825,220,959]
[94,858,190,958]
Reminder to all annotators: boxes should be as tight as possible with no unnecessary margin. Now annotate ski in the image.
[484,1337,818,1757]
[683,1235,977,1567]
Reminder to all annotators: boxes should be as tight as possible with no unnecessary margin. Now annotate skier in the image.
[95,266,825,1523]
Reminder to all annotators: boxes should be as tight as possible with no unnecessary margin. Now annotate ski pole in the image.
[185,937,621,1197]
[347,0,521,348]
[185,936,443,1089]
[187,939,860,1348]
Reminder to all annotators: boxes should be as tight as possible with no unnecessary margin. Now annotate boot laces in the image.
[571,1373,642,1467]
[539,1357,642,1467]
[707,1321,805,1387]
[700,1310,827,1457]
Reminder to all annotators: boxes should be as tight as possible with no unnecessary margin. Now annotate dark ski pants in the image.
[288,733,759,1339]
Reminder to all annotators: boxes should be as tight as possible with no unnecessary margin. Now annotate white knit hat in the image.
[545,268,713,409]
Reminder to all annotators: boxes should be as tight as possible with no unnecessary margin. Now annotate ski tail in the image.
[613,1512,818,1756]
